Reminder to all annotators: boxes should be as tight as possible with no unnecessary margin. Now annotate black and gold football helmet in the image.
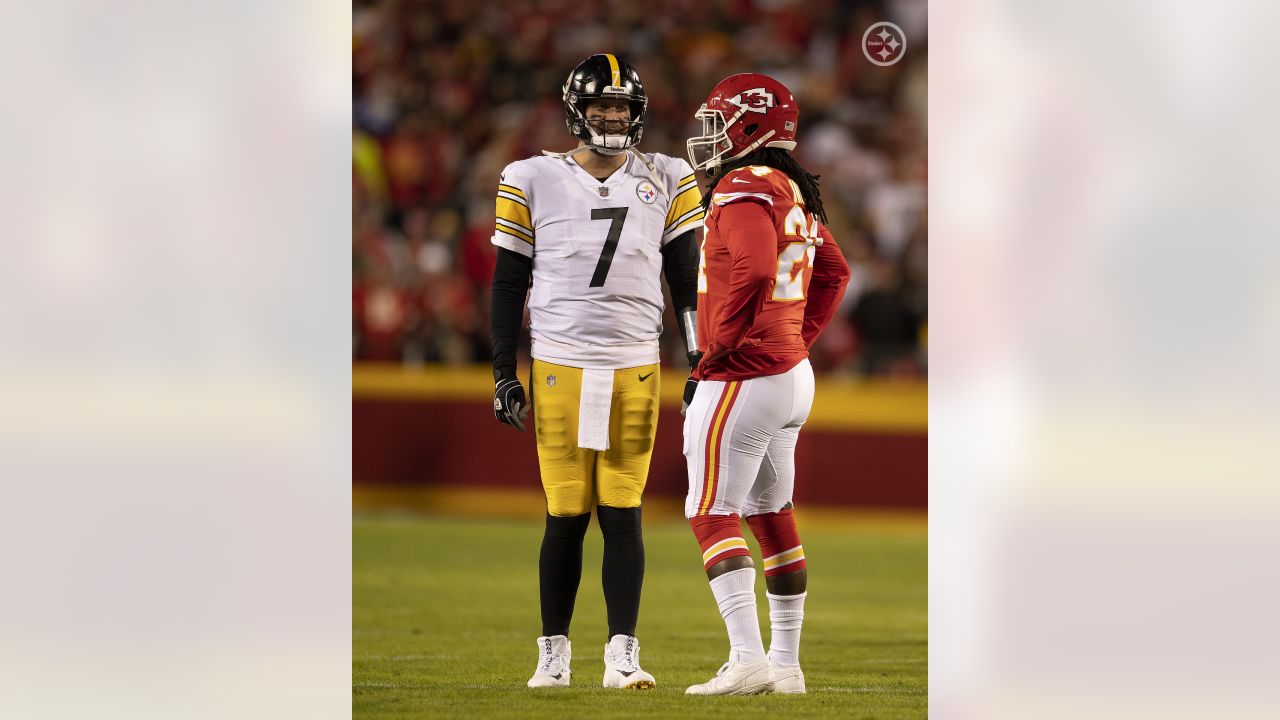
[562,54,647,154]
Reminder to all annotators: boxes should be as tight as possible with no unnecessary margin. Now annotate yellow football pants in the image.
[531,359,660,516]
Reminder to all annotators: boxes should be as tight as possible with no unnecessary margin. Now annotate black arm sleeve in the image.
[490,247,533,382]
[661,229,701,363]
[661,230,699,315]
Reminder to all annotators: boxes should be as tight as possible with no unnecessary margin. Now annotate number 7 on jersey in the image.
[589,207,629,287]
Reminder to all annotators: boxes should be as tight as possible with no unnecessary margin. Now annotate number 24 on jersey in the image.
[697,205,819,301]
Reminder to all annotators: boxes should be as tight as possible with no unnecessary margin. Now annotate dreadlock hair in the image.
[700,147,827,224]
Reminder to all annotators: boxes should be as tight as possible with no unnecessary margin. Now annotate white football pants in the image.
[683,359,815,518]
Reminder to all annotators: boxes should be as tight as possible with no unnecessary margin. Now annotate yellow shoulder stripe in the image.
[665,204,706,233]
[496,221,534,244]
[665,185,703,225]
[498,183,526,199]
[671,183,700,202]
[496,197,534,233]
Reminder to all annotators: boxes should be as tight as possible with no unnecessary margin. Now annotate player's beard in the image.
[586,118,631,155]
[590,118,628,136]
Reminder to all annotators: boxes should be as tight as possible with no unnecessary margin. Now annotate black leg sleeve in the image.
[539,512,591,637]
[597,505,645,639]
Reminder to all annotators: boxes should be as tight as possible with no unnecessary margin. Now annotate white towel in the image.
[577,368,614,451]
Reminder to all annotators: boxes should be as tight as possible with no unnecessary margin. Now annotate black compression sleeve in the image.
[490,247,533,382]
[661,230,700,363]
[661,230,699,315]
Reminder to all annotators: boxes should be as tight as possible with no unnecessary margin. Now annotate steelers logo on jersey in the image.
[636,180,657,205]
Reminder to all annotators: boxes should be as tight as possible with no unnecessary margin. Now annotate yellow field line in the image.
[352,485,927,536]
[352,363,927,434]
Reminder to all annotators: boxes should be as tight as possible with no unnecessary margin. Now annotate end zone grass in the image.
[354,513,926,719]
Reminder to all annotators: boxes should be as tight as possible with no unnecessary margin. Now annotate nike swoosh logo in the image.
[619,670,635,677]
[638,372,653,382]
[550,673,562,680]
[731,177,751,184]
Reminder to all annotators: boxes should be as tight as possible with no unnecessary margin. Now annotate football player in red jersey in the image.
[680,73,851,696]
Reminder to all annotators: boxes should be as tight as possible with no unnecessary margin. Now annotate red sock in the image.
[746,508,806,577]
[690,514,751,571]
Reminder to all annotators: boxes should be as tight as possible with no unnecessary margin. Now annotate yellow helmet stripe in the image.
[605,53,621,86]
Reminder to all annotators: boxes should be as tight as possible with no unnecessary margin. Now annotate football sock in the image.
[746,508,807,578]
[597,505,645,639]
[765,591,807,667]
[709,567,766,664]
[690,514,752,570]
[539,512,591,637]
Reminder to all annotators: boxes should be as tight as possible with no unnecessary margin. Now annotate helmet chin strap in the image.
[725,129,777,163]
[585,125,631,155]
[540,146,599,166]
[703,128,778,177]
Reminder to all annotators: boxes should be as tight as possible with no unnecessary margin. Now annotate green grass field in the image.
[354,513,927,719]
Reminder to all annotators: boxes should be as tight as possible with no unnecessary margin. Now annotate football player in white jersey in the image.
[488,54,704,690]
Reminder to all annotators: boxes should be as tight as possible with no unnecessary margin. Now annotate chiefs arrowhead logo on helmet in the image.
[726,88,777,114]
[686,73,799,175]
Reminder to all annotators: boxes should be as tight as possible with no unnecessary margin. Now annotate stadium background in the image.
[352,1,927,715]
[352,0,927,513]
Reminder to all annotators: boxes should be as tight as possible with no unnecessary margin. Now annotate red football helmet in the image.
[686,73,799,175]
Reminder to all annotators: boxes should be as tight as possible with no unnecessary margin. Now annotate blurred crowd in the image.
[353,0,927,378]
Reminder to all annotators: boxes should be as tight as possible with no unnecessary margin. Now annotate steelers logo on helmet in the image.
[562,53,648,155]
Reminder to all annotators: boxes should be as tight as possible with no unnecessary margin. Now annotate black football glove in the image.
[681,351,704,417]
[681,376,698,417]
[494,377,529,431]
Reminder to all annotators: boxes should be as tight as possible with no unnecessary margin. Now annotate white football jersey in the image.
[491,151,705,369]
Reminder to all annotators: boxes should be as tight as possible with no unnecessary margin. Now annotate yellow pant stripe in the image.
[698,381,740,514]
[702,537,749,565]
[763,546,805,570]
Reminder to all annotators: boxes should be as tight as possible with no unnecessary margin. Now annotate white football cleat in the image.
[527,635,571,688]
[770,664,806,694]
[602,634,656,689]
[684,657,775,695]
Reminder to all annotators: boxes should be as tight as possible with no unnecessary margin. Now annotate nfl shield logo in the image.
[546,375,557,388]
[598,186,610,197]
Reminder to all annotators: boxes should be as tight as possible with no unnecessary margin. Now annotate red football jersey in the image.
[694,164,851,381]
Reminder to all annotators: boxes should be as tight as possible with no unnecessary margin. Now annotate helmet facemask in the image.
[566,91,646,156]
[686,104,737,175]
